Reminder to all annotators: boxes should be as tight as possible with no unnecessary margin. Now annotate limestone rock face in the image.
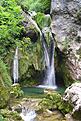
[51,0,81,81]
[63,83,81,114]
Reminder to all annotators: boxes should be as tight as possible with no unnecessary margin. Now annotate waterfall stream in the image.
[19,11,57,89]
[38,31,57,89]
[13,47,19,83]
[20,107,36,121]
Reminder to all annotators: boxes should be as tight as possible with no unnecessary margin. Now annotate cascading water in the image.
[13,47,19,83]
[23,11,57,89]
[38,31,57,89]
[20,107,36,121]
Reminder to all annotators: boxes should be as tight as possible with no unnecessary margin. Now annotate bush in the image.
[0,109,23,121]
[17,0,51,13]
[34,12,51,29]
[0,86,10,108]
[0,0,23,56]
[40,92,73,114]
[0,59,12,87]
[10,84,24,98]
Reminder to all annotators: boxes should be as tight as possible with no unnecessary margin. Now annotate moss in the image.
[19,39,43,86]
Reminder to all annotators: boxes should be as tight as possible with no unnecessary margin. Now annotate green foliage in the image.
[0,0,23,56]
[0,109,23,121]
[40,92,73,114]
[0,86,10,108]
[34,12,51,29]
[19,39,43,84]
[10,84,24,98]
[17,0,51,13]
[0,59,12,87]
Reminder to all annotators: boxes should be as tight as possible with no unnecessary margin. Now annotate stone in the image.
[11,104,22,113]
[63,83,81,116]
[65,114,74,121]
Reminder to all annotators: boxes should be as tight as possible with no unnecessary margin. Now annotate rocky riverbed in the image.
[11,98,66,121]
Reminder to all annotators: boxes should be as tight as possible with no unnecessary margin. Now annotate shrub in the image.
[40,92,73,114]
[16,0,51,13]
[0,59,12,87]
[0,109,23,121]
[0,0,23,56]
[0,86,10,108]
[10,84,24,98]
[34,12,51,29]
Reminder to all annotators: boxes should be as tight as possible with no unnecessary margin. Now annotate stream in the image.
[19,98,66,121]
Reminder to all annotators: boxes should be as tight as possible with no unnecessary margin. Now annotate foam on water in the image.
[37,85,57,90]
[20,110,36,121]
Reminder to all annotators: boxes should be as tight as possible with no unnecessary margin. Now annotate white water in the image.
[13,47,18,83]
[38,32,57,89]
[20,108,36,121]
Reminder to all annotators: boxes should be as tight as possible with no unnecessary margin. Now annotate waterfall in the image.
[22,11,57,89]
[13,47,19,83]
[39,31,57,89]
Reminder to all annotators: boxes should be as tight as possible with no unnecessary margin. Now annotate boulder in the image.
[63,82,81,119]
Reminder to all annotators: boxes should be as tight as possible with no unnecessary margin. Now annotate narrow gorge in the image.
[0,0,81,121]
